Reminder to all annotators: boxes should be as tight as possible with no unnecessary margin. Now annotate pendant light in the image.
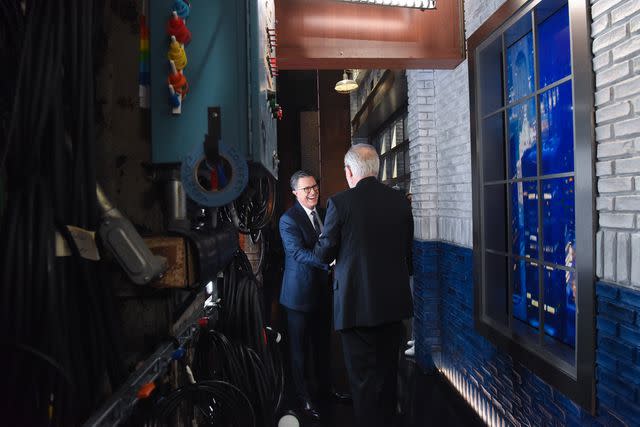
[335,71,358,94]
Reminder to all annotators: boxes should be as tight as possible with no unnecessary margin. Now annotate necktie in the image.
[310,211,321,237]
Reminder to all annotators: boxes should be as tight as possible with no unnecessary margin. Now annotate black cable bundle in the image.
[218,252,269,357]
[186,251,284,426]
[0,0,126,425]
[221,162,276,238]
[191,329,281,426]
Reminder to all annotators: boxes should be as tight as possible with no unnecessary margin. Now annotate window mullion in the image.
[501,31,513,330]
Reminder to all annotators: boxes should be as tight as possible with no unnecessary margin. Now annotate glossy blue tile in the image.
[537,5,571,89]
[509,98,537,179]
[540,81,574,175]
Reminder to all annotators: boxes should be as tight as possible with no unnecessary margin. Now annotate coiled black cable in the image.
[151,381,255,427]
[184,251,284,426]
[221,162,276,237]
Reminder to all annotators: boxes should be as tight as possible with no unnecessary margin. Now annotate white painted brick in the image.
[598,139,635,157]
[596,160,614,176]
[598,176,634,192]
[594,51,612,71]
[616,195,640,210]
[631,233,640,286]
[600,212,636,228]
[635,176,640,189]
[593,25,628,54]
[617,232,631,283]
[593,13,611,37]
[613,35,640,62]
[593,0,624,19]
[596,61,631,87]
[595,88,612,106]
[603,230,617,280]
[613,75,640,99]
[611,0,640,24]
[614,117,640,137]
[615,156,640,173]
[596,230,604,278]
[634,56,640,73]
[597,196,615,210]
[596,124,613,140]
[631,14,640,33]
[596,101,632,123]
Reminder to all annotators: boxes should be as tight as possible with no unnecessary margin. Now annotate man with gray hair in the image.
[314,144,414,426]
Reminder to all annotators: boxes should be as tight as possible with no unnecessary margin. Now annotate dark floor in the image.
[280,355,485,427]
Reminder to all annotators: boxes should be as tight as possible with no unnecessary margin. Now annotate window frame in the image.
[469,0,595,411]
[371,107,411,190]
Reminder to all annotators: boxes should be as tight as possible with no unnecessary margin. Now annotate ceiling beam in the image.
[276,0,465,70]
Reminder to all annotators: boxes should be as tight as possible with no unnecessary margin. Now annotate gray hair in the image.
[290,170,315,190]
[344,143,379,178]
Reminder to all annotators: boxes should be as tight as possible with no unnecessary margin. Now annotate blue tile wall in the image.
[412,240,640,426]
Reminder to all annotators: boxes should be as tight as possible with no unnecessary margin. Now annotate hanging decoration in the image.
[166,1,192,114]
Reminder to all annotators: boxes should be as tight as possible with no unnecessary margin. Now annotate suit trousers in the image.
[286,307,331,402]
[340,321,404,427]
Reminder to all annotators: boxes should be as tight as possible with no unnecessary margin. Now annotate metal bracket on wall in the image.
[203,106,221,163]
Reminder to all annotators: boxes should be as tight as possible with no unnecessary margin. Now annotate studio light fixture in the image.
[334,0,437,10]
[335,71,358,94]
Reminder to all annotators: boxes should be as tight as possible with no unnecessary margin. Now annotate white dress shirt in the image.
[301,205,323,234]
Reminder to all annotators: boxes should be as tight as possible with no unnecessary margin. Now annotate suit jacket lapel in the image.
[294,202,317,241]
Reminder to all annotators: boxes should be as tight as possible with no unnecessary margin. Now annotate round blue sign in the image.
[181,141,248,207]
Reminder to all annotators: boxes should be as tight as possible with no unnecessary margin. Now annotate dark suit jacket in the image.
[279,201,329,312]
[314,177,413,330]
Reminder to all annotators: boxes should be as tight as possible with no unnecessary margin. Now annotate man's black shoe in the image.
[302,400,321,421]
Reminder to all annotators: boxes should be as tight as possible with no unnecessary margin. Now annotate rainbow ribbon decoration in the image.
[139,0,150,108]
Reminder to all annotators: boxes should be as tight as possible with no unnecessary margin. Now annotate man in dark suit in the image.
[279,170,333,421]
[314,144,414,427]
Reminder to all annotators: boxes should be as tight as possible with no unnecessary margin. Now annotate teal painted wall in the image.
[150,1,249,164]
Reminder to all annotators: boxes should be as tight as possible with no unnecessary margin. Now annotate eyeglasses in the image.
[296,184,319,194]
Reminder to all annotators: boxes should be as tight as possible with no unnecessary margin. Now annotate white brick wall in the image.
[408,70,439,240]
[593,0,640,289]
[433,65,473,247]
[465,0,509,37]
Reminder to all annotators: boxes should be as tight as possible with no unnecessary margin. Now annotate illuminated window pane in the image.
[540,81,574,175]
[511,181,538,259]
[512,259,539,329]
[543,266,576,347]
[542,177,575,265]
[508,98,537,179]
[537,5,571,88]
[507,32,534,103]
